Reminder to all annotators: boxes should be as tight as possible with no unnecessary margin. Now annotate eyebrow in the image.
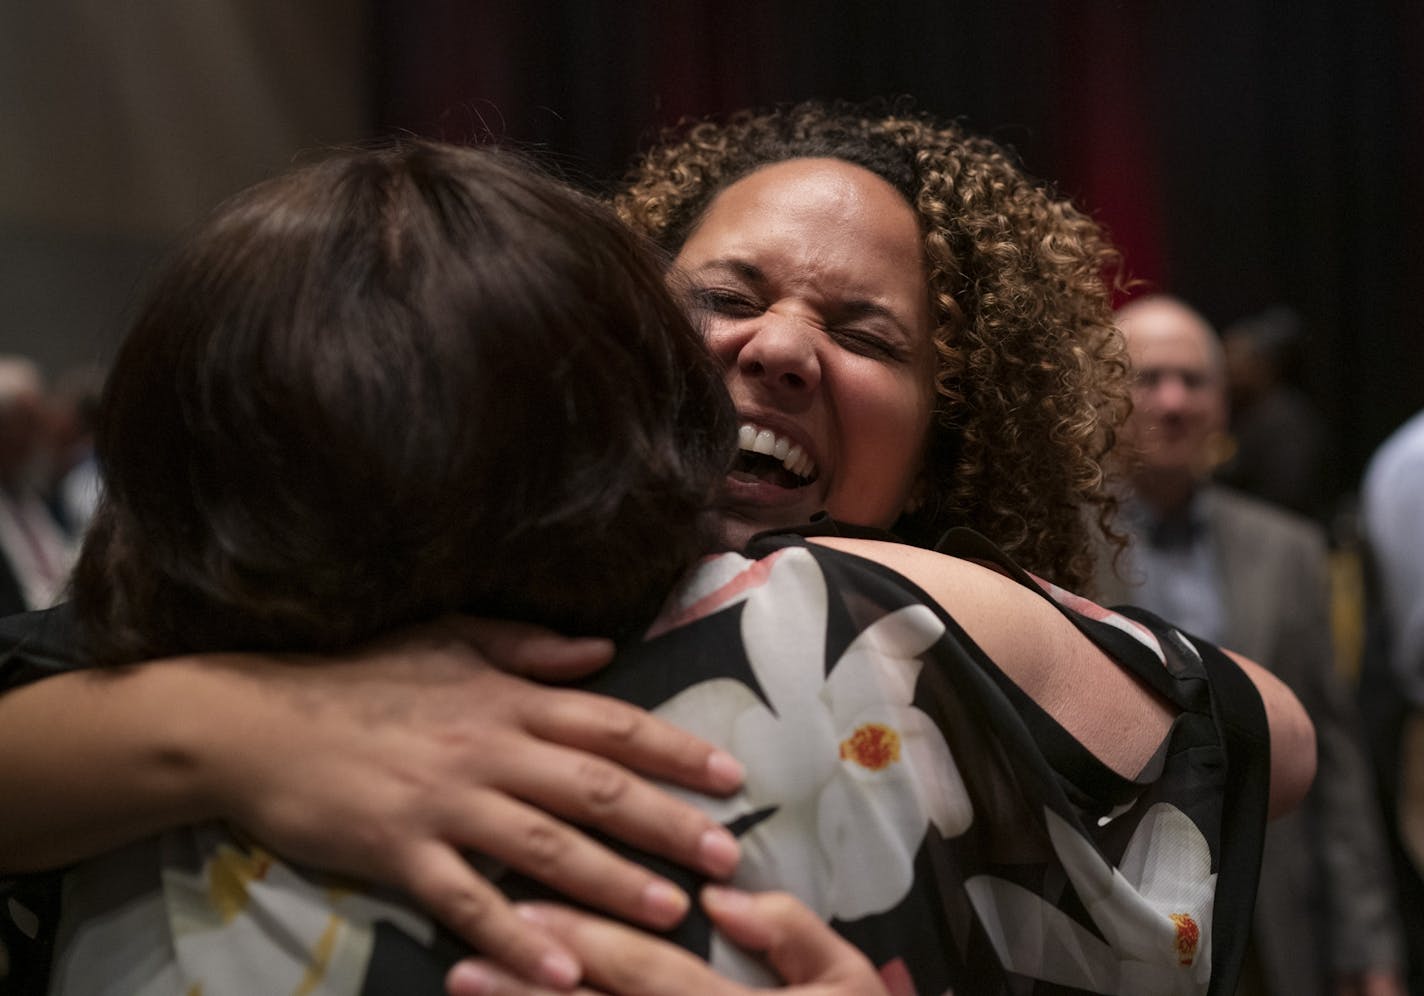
[838,299,911,336]
[684,258,765,284]
[685,257,916,340]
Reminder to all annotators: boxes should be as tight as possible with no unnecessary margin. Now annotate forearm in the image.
[0,659,224,872]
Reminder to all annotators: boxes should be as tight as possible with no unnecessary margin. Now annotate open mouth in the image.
[731,423,818,488]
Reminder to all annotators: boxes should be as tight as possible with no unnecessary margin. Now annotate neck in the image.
[1130,469,1200,519]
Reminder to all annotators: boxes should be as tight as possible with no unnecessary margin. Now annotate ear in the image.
[1203,429,1237,473]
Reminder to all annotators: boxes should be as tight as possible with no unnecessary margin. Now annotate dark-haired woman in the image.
[37,141,898,995]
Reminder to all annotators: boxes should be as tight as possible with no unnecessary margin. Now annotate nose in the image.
[731,311,822,396]
[1134,371,1190,417]
[1154,376,1192,413]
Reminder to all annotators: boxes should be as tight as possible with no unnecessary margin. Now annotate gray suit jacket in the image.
[1094,486,1403,995]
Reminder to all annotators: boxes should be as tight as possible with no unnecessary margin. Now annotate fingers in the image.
[398,842,583,990]
[438,787,702,931]
[701,887,882,992]
[419,621,747,887]
[520,689,745,796]
[431,616,745,799]
[446,960,608,996]
[451,895,890,996]
[439,616,616,682]
[485,738,741,881]
[512,904,748,996]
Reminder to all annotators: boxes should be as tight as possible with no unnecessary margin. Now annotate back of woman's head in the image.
[74,141,735,664]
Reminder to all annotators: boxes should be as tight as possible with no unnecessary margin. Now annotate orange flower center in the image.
[839,722,902,771]
[1169,912,1200,966]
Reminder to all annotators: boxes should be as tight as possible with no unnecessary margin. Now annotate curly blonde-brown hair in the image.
[614,100,1130,590]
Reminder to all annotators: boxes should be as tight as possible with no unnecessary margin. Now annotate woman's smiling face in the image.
[673,157,938,549]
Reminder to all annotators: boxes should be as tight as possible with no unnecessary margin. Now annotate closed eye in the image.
[831,327,907,361]
[690,287,763,319]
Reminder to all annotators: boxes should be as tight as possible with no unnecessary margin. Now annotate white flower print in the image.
[160,828,432,995]
[964,802,1216,995]
[654,548,971,982]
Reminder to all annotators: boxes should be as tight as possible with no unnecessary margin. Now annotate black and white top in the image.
[3,528,1269,996]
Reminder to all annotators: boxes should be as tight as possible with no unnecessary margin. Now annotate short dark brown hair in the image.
[74,141,735,663]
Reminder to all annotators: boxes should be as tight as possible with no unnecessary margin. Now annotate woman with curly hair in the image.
[0,107,1306,995]
[613,101,1129,591]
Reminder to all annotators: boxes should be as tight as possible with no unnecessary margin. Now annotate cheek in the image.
[827,371,935,523]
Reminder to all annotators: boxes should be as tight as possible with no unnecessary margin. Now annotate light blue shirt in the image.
[1118,493,1228,645]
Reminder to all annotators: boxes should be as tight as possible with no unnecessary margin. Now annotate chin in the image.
[717,509,808,551]
[716,514,763,552]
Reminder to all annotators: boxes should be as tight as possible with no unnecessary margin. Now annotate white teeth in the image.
[736,423,818,481]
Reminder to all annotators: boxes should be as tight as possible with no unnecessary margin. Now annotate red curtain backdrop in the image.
[372,0,1424,503]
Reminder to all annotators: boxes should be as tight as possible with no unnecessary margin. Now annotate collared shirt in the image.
[1118,492,1228,645]
[0,489,75,611]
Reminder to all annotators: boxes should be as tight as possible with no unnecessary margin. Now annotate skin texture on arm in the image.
[0,617,746,989]
[1222,649,1316,820]
[0,655,222,869]
[808,536,1315,817]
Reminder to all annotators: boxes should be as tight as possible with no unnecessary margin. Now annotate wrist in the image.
[124,656,257,829]
[0,658,242,872]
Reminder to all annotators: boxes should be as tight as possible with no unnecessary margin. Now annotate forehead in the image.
[681,157,924,277]
[1121,303,1221,376]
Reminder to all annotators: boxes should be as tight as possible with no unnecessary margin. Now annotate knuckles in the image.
[520,821,570,874]
[588,703,643,745]
[443,884,496,937]
[575,758,631,809]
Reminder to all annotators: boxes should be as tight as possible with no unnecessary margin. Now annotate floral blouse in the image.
[27,529,1269,995]
[577,528,1269,995]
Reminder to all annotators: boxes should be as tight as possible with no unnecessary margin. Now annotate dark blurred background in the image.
[4,0,1421,511]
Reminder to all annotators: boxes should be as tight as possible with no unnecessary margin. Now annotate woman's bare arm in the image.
[0,616,745,988]
[1223,649,1316,819]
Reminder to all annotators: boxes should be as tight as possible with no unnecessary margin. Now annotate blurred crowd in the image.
[0,356,101,619]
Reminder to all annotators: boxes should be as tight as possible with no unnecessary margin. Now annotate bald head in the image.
[1115,296,1228,507]
[1117,296,1224,376]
